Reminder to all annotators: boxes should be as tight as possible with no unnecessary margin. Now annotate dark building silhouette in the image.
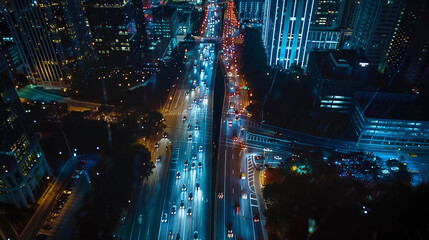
[0,57,52,208]
[352,0,404,68]
[307,49,369,113]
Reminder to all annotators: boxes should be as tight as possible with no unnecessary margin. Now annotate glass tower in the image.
[263,0,315,69]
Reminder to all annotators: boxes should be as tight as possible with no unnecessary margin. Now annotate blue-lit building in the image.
[352,92,429,148]
[262,0,315,70]
[0,57,52,208]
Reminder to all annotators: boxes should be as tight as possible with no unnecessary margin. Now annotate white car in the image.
[242,190,247,199]
[161,213,168,222]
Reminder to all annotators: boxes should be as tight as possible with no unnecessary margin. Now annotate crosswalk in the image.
[246,155,255,194]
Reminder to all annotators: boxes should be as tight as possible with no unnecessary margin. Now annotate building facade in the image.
[307,50,369,113]
[239,0,265,28]
[0,58,52,208]
[1,0,71,89]
[84,0,133,67]
[352,92,429,148]
[262,0,315,70]
[152,6,178,40]
[351,0,404,68]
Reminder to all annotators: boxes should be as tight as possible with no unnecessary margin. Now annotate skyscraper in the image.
[311,0,344,30]
[49,0,95,73]
[384,0,429,90]
[351,0,404,68]
[239,0,265,28]
[262,0,315,70]
[1,0,70,89]
[0,57,52,208]
[84,0,133,67]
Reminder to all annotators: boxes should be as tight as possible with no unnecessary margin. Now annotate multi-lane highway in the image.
[215,1,266,239]
[156,2,221,240]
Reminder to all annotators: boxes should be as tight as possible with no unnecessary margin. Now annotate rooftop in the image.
[356,92,428,121]
[152,6,177,18]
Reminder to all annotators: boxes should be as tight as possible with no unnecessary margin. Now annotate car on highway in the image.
[188,134,192,140]
[189,192,193,200]
[228,118,232,127]
[168,230,174,239]
[199,146,203,152]
[156,156,161,162]
[240,142,246,150]
[242,190,247,199]
[274,156,282,160]
[161,213,168,222]
[253,213,260,222]
[154,142,159,148]
[171,205,177,215]
[235,115,239,122]
[176,171,181,179]
[235,202,240,215]
[192,154,197,160]
[188,105,192,110]
[198,162,202,168]
[241,172,246,180]
[195,182,200,190]
[264,148,272,152]
[218,192,224,199]
[163,132,168,138]
[187,207,192,216]
[183,115,187,121]
[182,184,186,191]
[180,200,185,209]
[184,160,188,166]
[227,226,234,238]
[233,132,237,142]
[191,161,196,169]
[194,231,199,240]
[186,91,189,96]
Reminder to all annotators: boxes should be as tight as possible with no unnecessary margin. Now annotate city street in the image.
[215,1,266,239]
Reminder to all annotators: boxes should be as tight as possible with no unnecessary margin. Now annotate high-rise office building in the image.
[307,49,369,113]
[385,0,429,90]
[351,0,404,67]
[49,0,95,73]
[152,6,178,40]
[1,0,72,89]
[311,0,345,30]
[239,0,265,28]
[84,0,133,67]
[262,0,315,70]
[0,57,52,208]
